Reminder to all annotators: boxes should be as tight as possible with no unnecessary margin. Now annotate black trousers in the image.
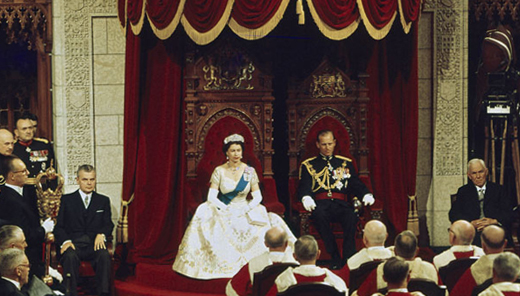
[61,243,110,296]
[311,199,358,263]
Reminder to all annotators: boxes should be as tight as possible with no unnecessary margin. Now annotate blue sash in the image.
[220,172,249,205]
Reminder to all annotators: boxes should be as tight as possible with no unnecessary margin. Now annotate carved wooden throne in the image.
[184,42,284,218]
[287,58,382,257]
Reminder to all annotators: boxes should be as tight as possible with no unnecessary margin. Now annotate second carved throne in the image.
[183,40,284,218]
[287,58,382,258]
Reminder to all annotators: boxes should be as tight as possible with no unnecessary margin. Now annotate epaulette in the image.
[301,156,317,165]
[335,155,352,162]
[34,137,49,144]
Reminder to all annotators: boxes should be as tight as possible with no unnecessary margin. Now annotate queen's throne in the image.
[287,59,383,258]
[183,41,284,218]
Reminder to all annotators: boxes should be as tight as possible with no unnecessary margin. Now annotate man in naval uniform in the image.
[12,114,55,179]
[298,130,375,269]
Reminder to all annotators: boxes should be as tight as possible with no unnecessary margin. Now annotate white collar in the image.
[476,184,487,192]
[4,183,23,196]
[1,276,20,290]
[79,190,92,200]
[388,288,409,292]
[367,246,385,250]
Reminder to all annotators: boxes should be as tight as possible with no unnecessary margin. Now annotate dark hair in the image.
[15,112,36,125]
[222,141,245,155]
[316,130,334,142]
[383,257,410,284]
[1,155,21,176]
[77,164,95,178]
[294,235,319,261]
[394,230,417,260]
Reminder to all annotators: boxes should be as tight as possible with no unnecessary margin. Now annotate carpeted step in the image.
[115,278,225,296]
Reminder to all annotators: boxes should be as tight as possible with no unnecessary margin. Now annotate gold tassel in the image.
[407,194,420,236]
[117,193,134,243]
[296,0,305,25]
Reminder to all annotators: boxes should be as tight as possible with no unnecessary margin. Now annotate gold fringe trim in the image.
[398,0,417,34]
[118,0,127,34]
[148,0,186,40]
[117,193,135,243]
[130,0,147,36]
[307,0,360,40]
[407,194,420,236]
[181,0,235,46]
[357,0,397,40]
[229,0,290,40]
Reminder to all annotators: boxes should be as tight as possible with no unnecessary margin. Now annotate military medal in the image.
[26,147,31,153]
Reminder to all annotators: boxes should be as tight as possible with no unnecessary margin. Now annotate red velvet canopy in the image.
[118,0,421,42]
[119,0,421,264]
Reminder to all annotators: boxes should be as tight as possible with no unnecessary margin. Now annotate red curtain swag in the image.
[121,1,420,264]
[119,0,421,42]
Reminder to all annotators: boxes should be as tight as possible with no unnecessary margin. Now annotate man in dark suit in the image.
[0,248,30,296]
[0,155,54,278]
[55,164,113,296]
[298,130,375,269]
[449,158,514,245]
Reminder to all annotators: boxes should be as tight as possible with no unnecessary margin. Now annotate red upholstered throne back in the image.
[299,117,358,172]
[187,116,264,215]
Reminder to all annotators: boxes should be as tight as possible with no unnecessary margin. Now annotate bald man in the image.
[226,227,297,296]
[339,220,392,284]
[353,231,439,296]
[0,129,14,157]
[451,225,507,296]
[433,220,485,269]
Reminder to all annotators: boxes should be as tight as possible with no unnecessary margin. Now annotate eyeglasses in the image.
[12,168,28,174]
[18,263,31,269]
[447,228,454,234]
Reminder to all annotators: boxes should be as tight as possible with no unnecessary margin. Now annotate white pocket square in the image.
[96,210,104,213]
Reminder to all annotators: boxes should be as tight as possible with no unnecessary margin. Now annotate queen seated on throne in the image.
[172,134,296,279]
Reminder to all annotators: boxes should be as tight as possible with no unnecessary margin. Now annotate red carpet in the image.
[115,263,227,296]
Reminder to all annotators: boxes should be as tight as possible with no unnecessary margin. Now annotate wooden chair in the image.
[378,279,447,296]
[252,263,298,296]
[277,282,345,296]
[286,58,382,259]
[348,260,384,295]
[183,38,284,217]
[438,257,478,291]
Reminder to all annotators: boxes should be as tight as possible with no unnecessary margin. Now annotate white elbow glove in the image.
[41,218,55,234]
[362,194,375,206]
[207,188,227,210]
[302,196,317,212]
[248,190,262,211]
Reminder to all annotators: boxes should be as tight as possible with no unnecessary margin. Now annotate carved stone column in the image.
[426,0,468,246]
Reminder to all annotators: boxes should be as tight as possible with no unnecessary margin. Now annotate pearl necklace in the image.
[228,162,240,174]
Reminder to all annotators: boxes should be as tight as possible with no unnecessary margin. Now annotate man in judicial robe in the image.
[451,225,507,296]
[479,252,520,296]
[449,159,513,246]
[0,248,30,296]
[226,226,297,296]
[433,220,485,269]
[298,130,375,268]
[339,220,392,283]
[55,164,113,296]
[266,235,347,296]
[353,231,439,296]
[371,257,425,296]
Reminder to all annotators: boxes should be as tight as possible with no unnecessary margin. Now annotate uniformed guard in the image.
[12,114,55,179]
[298,129,375,269]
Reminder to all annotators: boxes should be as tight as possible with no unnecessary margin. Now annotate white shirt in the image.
[5,183,23,196]
[79,190,91,208]
[1,276,21,290]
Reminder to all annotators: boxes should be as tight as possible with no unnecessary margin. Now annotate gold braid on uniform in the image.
[301,158,348,193]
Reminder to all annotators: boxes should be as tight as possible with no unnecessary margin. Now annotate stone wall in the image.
[52,0,125,229]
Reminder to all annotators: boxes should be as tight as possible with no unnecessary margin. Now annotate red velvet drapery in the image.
[120,0,421,42]
[121,2,420,264]
[123,32,187,263]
